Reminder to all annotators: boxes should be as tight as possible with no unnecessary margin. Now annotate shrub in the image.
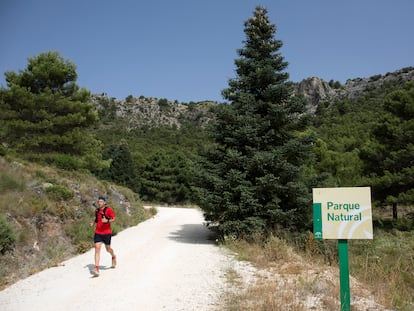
[0,146,7,156]
[392,218,414,231]
[158,98,169,111]
[51,154,84,170]
[45,185,73,201]
[125,95,134,103]
[0,214,16,254]
[328,80,342,89]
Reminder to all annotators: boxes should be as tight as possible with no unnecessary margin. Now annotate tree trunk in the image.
[392,202,398,220]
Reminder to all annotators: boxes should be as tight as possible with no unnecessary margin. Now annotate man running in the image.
[90,196,117,276]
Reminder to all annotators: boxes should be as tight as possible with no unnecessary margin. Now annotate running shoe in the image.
[91,268,99,277]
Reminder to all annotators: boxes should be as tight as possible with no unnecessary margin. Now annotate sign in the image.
[313,187,373,239]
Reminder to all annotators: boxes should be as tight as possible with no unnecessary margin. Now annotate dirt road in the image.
[0,207,232,311]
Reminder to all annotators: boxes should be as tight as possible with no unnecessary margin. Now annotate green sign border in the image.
[313,203,322,239]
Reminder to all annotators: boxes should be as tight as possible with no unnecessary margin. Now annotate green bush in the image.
[392,218,414,231]
[158,98,169,111]
[0,214,16,254]
[0,146,7,156]
[45,185,73,201]
[51,154,84,170]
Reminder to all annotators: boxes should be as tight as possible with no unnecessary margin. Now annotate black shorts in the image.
[94,233,112,245]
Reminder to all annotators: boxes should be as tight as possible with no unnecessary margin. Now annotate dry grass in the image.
[349,229,414,310]
[224,236,338,310]
[222,232,403,311]
[226,277,306,311]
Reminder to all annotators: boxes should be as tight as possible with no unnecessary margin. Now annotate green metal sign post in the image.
[338,239,350,311]
[313,187,373,311]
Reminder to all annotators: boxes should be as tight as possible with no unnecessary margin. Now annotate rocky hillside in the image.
[295,66,414,113]
[92,96,216,130]
[92,67,414,129]
[0,157,150,289]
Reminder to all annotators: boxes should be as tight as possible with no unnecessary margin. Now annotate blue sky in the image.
[1,0,413,103]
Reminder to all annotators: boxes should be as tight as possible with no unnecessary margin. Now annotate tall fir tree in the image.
[194,6,314,238]
[0,51,109,171]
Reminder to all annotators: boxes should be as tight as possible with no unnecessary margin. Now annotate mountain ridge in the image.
[92,66,414,128]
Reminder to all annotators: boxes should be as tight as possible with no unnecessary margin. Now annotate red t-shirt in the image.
[95,206,115,235]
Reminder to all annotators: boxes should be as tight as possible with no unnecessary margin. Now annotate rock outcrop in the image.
[294,66,414,113]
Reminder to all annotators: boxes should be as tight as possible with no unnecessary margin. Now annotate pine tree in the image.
[140,150,192,204]
[194,6,314,238]
[100,141,140,192]
[0,51,109,171]
[361,82,414,219]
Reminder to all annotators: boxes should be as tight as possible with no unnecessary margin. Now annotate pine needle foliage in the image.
[0,51,109,171]
[360,82,414,216]
[194,6,314,239]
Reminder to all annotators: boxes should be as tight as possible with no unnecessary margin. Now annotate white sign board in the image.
[313,187,373,239]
